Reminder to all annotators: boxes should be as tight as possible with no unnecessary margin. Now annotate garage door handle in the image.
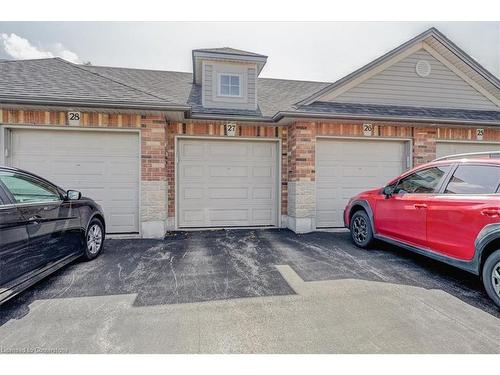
[414,204,427,209]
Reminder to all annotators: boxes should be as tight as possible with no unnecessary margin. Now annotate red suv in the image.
[344,152,500,307]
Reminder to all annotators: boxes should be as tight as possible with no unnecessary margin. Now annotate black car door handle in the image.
[27,215,42,224]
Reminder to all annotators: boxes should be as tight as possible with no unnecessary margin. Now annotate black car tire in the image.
[482,249,500,308]
[350,210,374,248]
[83,217,105,261]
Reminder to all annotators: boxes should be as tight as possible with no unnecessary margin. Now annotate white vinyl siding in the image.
[202,60,258,110]
[177,138,278,228]
[316,138,407,227]
[9,129,140,233]
[331,49,498,111]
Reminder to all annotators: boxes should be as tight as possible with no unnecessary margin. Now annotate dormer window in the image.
[219,74,241,97]
[192,47,267,110]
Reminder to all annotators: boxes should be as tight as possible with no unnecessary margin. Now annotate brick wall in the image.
[2,107,500,235]
[287,122,317,232]
[437,126,500,142]
[288,122,316,182]
[413,127,437,164]
[139,115,167,181]
[138,115,168,236]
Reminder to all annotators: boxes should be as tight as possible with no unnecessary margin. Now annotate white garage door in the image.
[177,138,278,228]
[436,142,500,159]
[316,138,407,227]
[9,129,140,233]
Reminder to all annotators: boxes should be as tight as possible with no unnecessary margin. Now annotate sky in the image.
[0,22,499,83]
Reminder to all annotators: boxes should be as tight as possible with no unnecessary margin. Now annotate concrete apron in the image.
[0,265,499,354]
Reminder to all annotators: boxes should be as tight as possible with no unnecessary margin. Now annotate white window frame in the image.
[217,73,242,98]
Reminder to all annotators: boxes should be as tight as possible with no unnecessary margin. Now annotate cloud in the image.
[0,33,82,63]
[51,42,82,63]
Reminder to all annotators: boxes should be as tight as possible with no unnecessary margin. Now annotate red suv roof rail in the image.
[433,151,500,162]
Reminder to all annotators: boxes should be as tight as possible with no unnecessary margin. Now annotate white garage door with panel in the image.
[436,141,500,159]
[316,138,408,228]
[8,128,140,233]
[177,138,279,228]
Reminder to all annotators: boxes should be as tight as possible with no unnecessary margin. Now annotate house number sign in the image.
[476,128,484,141]
[226,123,237,136]
[363,123,373,136]
[68,111,81,126]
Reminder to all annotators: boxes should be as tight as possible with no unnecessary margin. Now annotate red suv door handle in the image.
[414,203,428,209]
[481,208,500,217]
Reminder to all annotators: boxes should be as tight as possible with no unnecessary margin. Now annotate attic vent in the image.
[415,60,431,77]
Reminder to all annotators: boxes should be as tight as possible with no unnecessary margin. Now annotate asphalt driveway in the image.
[1,229,499,353]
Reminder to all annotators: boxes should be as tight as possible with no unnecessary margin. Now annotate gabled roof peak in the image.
[192,47,267,59]
[297,27,500,107]
[192,46,268,84]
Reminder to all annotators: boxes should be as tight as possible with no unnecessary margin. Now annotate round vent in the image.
[415,60,431,77]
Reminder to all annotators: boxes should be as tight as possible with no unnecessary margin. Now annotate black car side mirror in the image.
[383,186,394,199]
[66,190,82,200]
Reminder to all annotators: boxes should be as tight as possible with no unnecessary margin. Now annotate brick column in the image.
[140,115,168,238]
[413,127,437,166]
[287,121,316,233]
[165,122,182,230]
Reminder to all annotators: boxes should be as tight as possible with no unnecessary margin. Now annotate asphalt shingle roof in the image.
[0,58,179,107]
[297,101,500,122]
[0,57,498,124]
[84,64,330,118]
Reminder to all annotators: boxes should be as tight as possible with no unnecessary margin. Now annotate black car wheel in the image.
[83,218,105,260]
[482,249,500,308]
[350,210,374,248]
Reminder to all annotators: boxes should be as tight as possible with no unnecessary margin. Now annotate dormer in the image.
[192,47,267,111]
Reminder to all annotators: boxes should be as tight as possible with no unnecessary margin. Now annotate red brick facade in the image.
[414,127,437,165]
[288,122,316,182]
[139,115,168,182]
[1,107,500,235]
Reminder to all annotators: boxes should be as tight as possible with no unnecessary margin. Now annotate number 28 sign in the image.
[68,111,81,126]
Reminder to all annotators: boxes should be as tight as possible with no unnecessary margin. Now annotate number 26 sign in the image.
[476,128,484,140]
[363,123,373,136]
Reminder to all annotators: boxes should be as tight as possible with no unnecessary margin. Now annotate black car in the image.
[0,166,105,305]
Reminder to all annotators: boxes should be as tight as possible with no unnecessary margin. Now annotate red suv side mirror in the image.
[383,186,394,198]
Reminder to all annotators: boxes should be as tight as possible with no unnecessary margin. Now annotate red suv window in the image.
[444,165,500,194]
[393,165,450,194]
